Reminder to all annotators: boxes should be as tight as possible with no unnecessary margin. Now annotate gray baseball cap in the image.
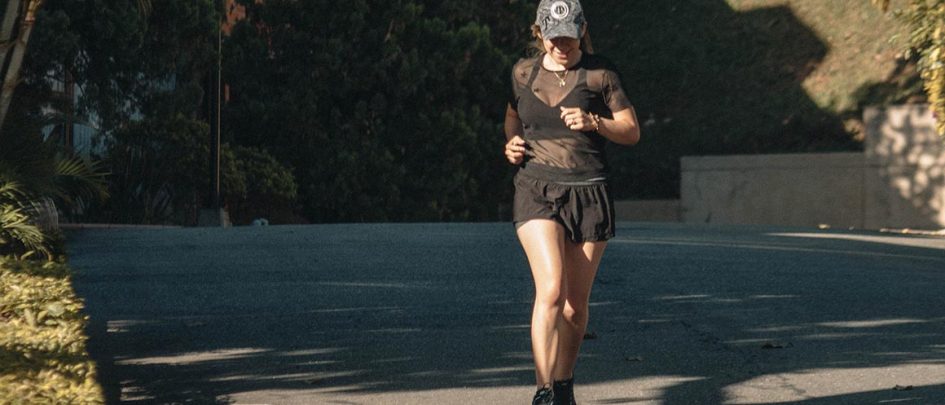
[535,0,586,39]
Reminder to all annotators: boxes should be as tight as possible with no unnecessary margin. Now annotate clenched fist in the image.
[505,136,527,165]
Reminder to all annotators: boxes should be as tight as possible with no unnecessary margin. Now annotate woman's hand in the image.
[505,136,527,165]
[504,104,528,165]
[559,107,596,132]
[561,106,640,145]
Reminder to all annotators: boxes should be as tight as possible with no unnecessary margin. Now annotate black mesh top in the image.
[510,53,632,183]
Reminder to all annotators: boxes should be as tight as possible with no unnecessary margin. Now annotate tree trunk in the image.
[0,1,24,86]
[0,0,44,137]
[1,0,22,43]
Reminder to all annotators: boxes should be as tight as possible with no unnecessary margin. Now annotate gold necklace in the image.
[552,69,568,87]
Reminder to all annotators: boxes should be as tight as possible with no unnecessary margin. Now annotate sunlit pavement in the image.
[68,222,945,404]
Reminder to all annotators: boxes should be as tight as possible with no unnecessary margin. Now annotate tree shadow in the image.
[589,224,945,404]
[860,105,945,229]
[588,1,858,199]
[70,222,945,404]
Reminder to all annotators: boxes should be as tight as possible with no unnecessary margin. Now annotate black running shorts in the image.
[512,171,616,242]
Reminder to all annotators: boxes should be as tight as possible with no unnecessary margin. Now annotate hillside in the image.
[728,0,908,112]
[578,0,916,198]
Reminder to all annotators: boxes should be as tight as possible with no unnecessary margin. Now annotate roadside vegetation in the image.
[0,145,106,403]
[0,257,104,404]
[873,0,945,135]
[2,2,107,389]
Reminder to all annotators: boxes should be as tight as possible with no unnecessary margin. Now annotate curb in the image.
[60,223,183,230]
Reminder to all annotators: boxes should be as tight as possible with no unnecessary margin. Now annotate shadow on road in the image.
[69,222,945,404]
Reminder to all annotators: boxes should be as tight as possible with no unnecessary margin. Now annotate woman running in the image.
[503,1,640,403]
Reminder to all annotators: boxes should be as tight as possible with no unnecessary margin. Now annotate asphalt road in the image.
[67,222,945,404]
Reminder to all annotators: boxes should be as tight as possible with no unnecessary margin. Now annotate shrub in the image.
[0,180,51,260]
[875,0,945,135]
[0,257,104,404]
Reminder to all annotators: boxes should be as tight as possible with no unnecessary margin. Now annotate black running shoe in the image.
[532,385,555,405]
[553,378,576,405]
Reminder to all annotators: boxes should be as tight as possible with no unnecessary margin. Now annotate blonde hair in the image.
[530,24,594,55]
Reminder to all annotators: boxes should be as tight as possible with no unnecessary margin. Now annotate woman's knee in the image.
[562,300,588,326]
[535,283,565,310]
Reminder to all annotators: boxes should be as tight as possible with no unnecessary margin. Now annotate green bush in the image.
[0,258,104,404]
[874,0,945,135]
[0,181,49,260]
[84,116,299,225]
[225,145,299,225]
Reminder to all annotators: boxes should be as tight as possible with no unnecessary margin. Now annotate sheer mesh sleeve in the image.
[585,57,633,114]
[510,58,536,112]
[510,67,519,111]
[601,70,632,112]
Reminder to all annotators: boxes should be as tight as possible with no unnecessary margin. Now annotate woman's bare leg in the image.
[517,219,567,387]
[553,240,607,381]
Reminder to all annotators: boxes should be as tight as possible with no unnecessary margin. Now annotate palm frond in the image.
[0,179,29,205]
[0,180,51,260]
[50,154,109,210]
[1,205,45,250]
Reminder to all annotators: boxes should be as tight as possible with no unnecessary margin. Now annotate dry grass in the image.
[727,0,908,112]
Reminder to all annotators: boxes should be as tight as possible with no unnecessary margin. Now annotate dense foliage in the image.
[14,0,298,225]
[875,0,945,135]
[226,145,300,224]
[0,258,104,404]
[8,1,905,223]
[223,0,532,222]
[0,126,106,259]
[23,0,217,127]
[223,0,869,210]
[0,180,48,259]
[88,116,296,225]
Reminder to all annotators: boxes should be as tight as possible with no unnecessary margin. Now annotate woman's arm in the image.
[504,104,527,165]
[560,106,640,145]
[505,104,524,141]
[597,107,640,145]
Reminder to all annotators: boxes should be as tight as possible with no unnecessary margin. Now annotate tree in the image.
[100,117,210,224]
[225,145,298,224]
[12,0,303,226]
[224,0,531,222]
[80,115,294,225]
[0,0,45,135]
[0,0,152,133]
[22,0,219,130]
[875,0,945,135]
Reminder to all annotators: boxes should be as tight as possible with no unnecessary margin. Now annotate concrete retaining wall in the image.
[680,152,865,227]
[614,199,680,222]
[675,105,944,229]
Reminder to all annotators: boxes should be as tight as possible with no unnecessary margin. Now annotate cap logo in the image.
[550,1,570,20]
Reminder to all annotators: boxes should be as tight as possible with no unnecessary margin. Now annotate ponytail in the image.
[581,25,594,54]
[530,24,543,55]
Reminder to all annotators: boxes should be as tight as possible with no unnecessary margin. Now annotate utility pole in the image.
[210,19,221,210]
[198,14,229,227]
